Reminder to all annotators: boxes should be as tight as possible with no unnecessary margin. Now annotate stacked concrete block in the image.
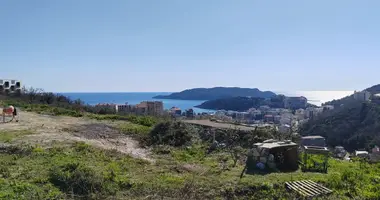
[0,79,21,94]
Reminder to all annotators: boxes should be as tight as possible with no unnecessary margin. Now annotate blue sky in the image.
[1,0,379,92]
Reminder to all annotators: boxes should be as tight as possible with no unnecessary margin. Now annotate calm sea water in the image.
[61,92,213,113]
[61,91,355,113]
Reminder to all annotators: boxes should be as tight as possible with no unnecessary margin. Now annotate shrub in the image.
[49,162,107,196]
[0,179,63,199]
[149,121,195,147]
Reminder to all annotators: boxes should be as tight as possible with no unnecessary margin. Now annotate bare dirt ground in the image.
[0,111,153,162]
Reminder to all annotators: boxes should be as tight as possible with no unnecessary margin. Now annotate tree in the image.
[225,127,244,167]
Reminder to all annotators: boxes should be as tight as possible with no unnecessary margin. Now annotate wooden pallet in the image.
[285,180,333,198]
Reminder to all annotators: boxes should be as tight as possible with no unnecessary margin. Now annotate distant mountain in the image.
[153,87,276,100]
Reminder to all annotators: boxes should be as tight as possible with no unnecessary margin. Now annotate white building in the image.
[280,113,293,125]
[295,109,305,120]
[354,90,371,101]
[305,107,323,119]
[322,105,334,111]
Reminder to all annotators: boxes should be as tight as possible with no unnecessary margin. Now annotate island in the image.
[153,87,276,100]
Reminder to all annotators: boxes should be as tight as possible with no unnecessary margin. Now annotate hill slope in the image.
[324,84,380,107]
[195,96,286,111]
[153,87,276,100]
[300,101,380,151]
[195,95,317,111]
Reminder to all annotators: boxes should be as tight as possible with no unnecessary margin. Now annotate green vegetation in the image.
[0,136,379,199]
[87,113,158,127]
[153,87,276,100]
[196,96,269,111]
[2,87,380,199]
[0,130,36,143]
[196,95,316,111]
[300,101,380,151]
[0,88,162,127]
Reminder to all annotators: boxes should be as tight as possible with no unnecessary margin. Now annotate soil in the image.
[0,110,154,162]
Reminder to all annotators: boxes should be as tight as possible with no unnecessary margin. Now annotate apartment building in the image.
[354,90,371,101]
[136,101,164,116]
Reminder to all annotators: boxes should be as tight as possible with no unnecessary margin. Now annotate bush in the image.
[49,162,108,196]
[88,114,158,127]
[0,179,64,200]
[149,121,195,147]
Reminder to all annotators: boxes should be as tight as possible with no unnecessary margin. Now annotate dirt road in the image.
[0,111,153,162]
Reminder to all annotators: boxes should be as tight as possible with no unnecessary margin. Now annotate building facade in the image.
[353,90,371,101]
[136,101,164,116]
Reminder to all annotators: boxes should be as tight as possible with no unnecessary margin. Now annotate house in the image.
[274,115,281,124]
[322,105,334,111]
[354,150,369,158]
[169,107,182,116]
[185,108,194,118]
[264,114,274,123]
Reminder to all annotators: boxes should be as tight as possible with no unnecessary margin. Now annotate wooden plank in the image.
[286,180,333,198]
[305,180,333,193]
[285,182,309,197]
[303,180,330,194]
[307,180,331,194]
[290,181,315,197]
[293,181,317,197]
[298,181,321,197]
[298,180,324,196]
[286,182,310,197]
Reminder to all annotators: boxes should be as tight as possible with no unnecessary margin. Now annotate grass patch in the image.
[0,141,379,199]
[87,114,157,126]
[0,130,36,143]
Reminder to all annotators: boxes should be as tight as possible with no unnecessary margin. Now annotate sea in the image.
[61,91,355,114]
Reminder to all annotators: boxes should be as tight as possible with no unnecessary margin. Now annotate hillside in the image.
[195,95,316,111]
[324,84,380,107]
[302,84,380,151]
[153,87,276,100]
[300,101,380,151]
[1,92,380,199]
[195,96,277,111]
